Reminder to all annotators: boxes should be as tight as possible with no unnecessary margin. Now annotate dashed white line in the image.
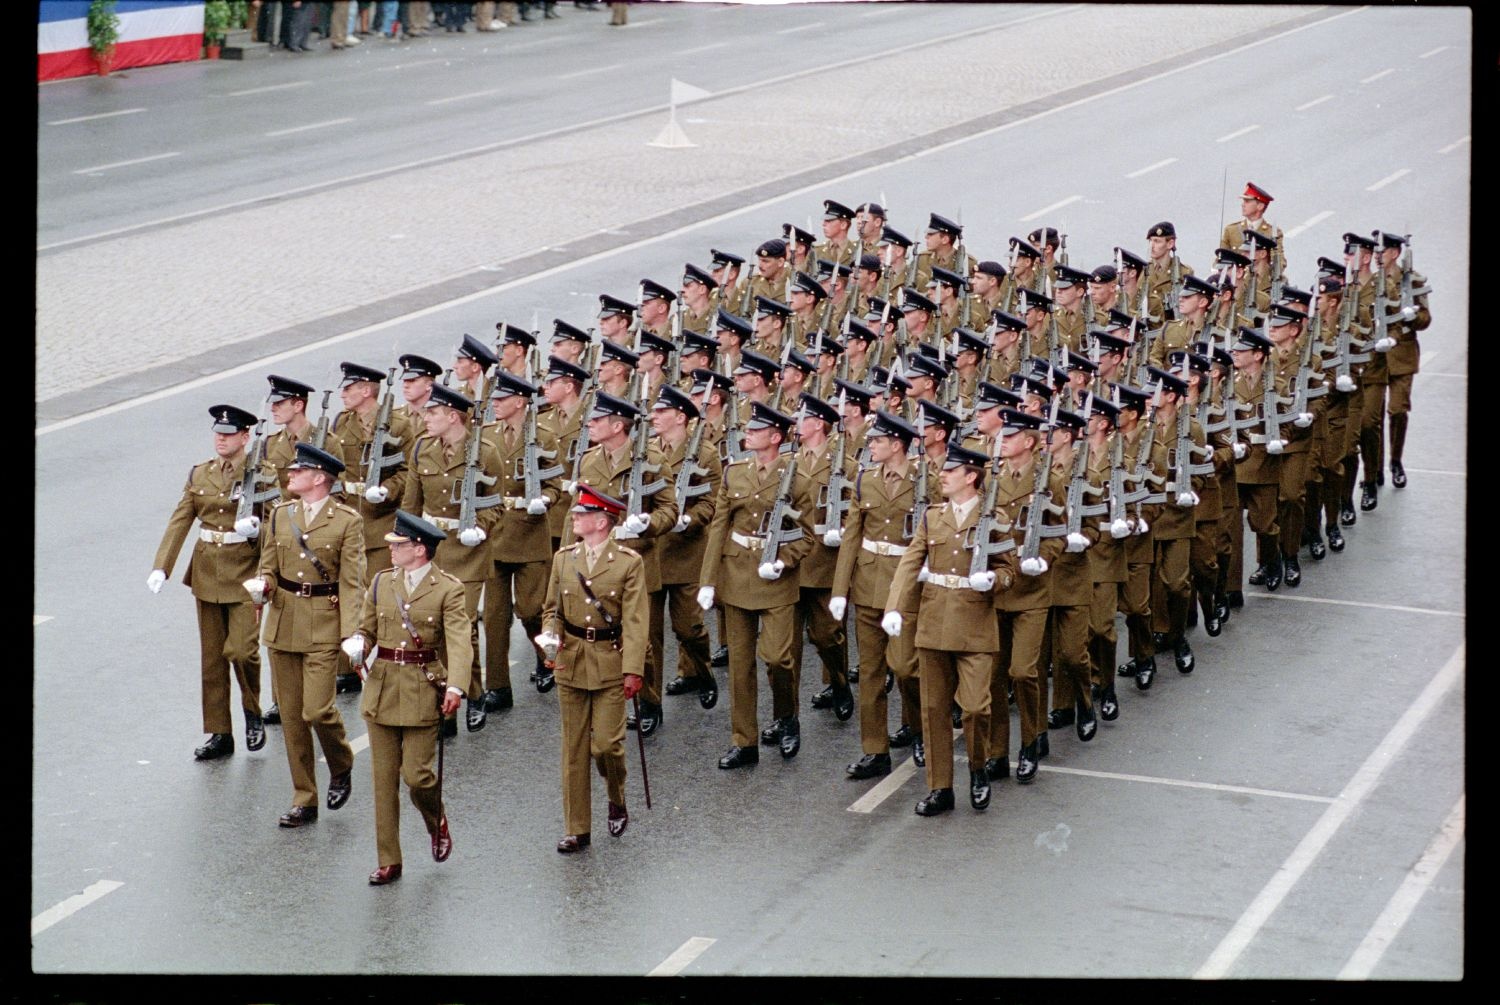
[847,753,922,813]
[1243,593,1462,618]
[72,151,181,174]
[555,64,621,81]
[1438,135,1469,155]
[265,117,355,138]
[1216,124,1260,143]
[777,21,825,34]
[1196,643,1465,978]
[1033,765,1335,804]
[34,615,54,626]
[32,880,124,937]
[648,936,717,976]
[1294,94,1333,111]
[1401,468,1466,477]
[425,88,502,106]
[614,18,661,29]
[1360,68,1396,84]
[1020,194,1082,222]
[1125,157,1177,179]
[674,42,730,56]
[1418,45,1449,58]
[1282,210,1333,241]
[47,107,145,125]
[1338,795,1465,980]
[374,57,448,70]
[502,37,567,51]
[226,80,311,97]
[1365,168,1411,192]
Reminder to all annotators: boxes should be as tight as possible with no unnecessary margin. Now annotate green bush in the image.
[87,0,120,55]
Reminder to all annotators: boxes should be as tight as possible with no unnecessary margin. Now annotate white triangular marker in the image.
[670,77,712,105]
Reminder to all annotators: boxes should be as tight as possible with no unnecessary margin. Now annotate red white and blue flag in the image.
[39,1,205,82]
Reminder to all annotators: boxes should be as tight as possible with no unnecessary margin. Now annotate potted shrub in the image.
[87,0,120,75]
[203,0,232,58]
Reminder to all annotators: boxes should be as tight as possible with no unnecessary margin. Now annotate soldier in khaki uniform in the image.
[393,354,441,462]
[1142,221,1195,324]
[1221,181,1285,278]
[246,443,363,828]
[261,374,321,499]
[1266,305,1324,587]
[342,510,471,886]
[540,354,590,547]
[149,404,269,760]
[1039,408,1101,740]
[1152,274,1214,367]
[914,213,975,293]
[1145,367,1207,673]
[1077,398,1128,721]
[1230,328,1286,593]
[814,199,859,268]
[451,333,499,404]
[535,485,648,853]
[1110,382,1162,687]
[1050,265,1094,355]
[710,248,749,320]
[1368,230,1431,499]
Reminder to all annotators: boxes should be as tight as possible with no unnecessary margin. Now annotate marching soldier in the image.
[877,227,917,296]
[1145,366,1205,673]
[540,355,591,548]
[1051,265,1093,352]
[394,354,442,453]
[534,485,648,854]
[915,213,975,290]
[1006,238,1045,307]
[1242,230,1279,317]
[1152,274,1214,366]
[815,199,859,267]
[262,374,320,498]
[785,224,816,278]
[1304,277,1352,556]
[714,309,752,376]
[639,279,677,340]
[1370,230,1431,496]
[753,296,793,358]
[245,443,363,829]
[787,271,827,346]
[745,239,792,310]
[971,260,1011,318]
[496,323,536,380]
[452,333,499,402]
[681,263,719,335]
[1111,383,1162,687]
[709,249,747,318]
[1040,407,1100,740]
[597,294,637,346]
[1143,222,1195,323]
[1079,397,1127,721]
[341,510,471,885]
[1266,304,1323,587]
[548,318,591,367]
[792,394,854,723]
[1221,181,1285,277]
[149,404,268,761]
[1176,350,1231,636]
[1230,328,1285,593]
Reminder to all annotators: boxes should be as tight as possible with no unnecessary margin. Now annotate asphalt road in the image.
[32,1,1468,983]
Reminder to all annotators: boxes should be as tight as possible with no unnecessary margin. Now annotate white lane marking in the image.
[1282,210,1334,241]
[1216,124,1260,143]
[1034,765,1335,804]
[375,57,449,70]
[847,753,922,814]
[1365,168,1411,192]
[47,107,145,125]
[1294,94,1333,111]
[555,64,621,81]
[1401,468,1465,477]
[1338,795,1465,980]
[647,936,717,976]
[320,732,370,763]
[674,42,730,56]
[1020,194,1082,222]
[1243,593,1462,618]
[1125,157,1177,179]
[1419,45,1448,58]
[71,151,180,175]
[777,21,825,34]
[225,80,311,97]
[1416,373,1467,381]
[32,880,124,937]
[34,615,54,626]
[860,5,905,15]
[426,88,502,106]
[1420,351,1439,369]
[615,19,661,30]
[1360,68,1396,83]
[1438,135,1469,154]
[1196,643,1465,979]
[501,37,567,52]
[265,117,355,138]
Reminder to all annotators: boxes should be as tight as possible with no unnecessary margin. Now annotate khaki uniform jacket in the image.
[699,452,816,611]
[1232,368,1285,486]
[257,498,365,650]
[568,440,679,592]
[153,455,266,603]
[831,461,920,612]
[1049,457,1098,606]
[886,499,1002,652]
[1381,268,1431,378]
[265,422,322,500]
[657,429,722,586]
[400,435,506,583]
[1271,341,1324,456]
[543,539,648,690]
[993,454,1063,612]
[480,417,564,564]
[1150,317,1206,368]
[1145,258,1195,321]
[540,402,586,541]
[1120,423,1161,562]
[1153,414,1204,540]
[357,565,473,726]
[329,407,412,550]
[794,439,848,590]
[814,238,856,268]
[1084,443,1127,583]
[1222,217,1285,274]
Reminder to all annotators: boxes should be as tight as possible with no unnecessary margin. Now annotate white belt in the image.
[861,539,908,557]
[422,511,461,531]
[200,528,248,545]
[341,480,366,496]
[924,570,971,590]
[730,530,765,550]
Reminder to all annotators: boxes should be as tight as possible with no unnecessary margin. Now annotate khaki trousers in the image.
[917,649,991,790]
[991,607,1047,759]
[1120,558,1155,660]
[1150,537,1192,640]
[1045,603,1093,715]
[1277,451,1311,560]
[795,586,847,692]
[269,648,354,808]
[368,718,442,868]
[1087,581,1120,690]
[724,604,797,748]
[196,598,261,734]
[558,681,627,836]
[483,559,546,693]
[651,582,712,692]
[852,603,918,755]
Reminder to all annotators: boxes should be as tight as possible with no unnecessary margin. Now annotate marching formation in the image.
[147,189,1432,882]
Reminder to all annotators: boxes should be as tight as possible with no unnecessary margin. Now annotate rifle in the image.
[310,387,334,450]
[1170,382,1214,501]
[904,410,929,541]
[673,416,711,515]
[1325,268,1371,393]
[1064,394,1108,537]
[966,426,1016,577]
[361,366,404,493]
[757,403,806,568]
[1018,400,1067,563]
[624,404,667,517]
[1106,414,1149,531]
[1286,293,1327,420]
[1381,233,1431,333]
[739,248,757,316]
[451,370,503,534]
[904,222,921,288]
[520,397,565,505]
[1130,383,1168,507]
[815,389,851,540]
[1165,250,1184,323]
[233,394,280,527]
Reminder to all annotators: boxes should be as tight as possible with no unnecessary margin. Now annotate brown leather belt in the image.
[276,575,339,598]
[564,621,620,643]
[375,645,438,664]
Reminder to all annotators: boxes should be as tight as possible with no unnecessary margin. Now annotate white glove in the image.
[822,528,843,548]
[1135,517,1150,535]
[672,514,691,532]
[1374,337,1396,352]
[459,527,486,546]
[1293,412,1314,428]
[1176,490,1199,508]
[757,560,785,581]
[146,569,166,593]
[969,570,996,592]
[827,596,847,620]
[234,515,260,539]
[242,577,267,603]
[1110,518,1131,539]
[696,586,716,611]
[1020,556,1049,576]
[526,497,548,515]
[1335,374,1356,393]
[1232,442,1248,460]
[1266,438,1285,455]
[1065,532,1090,553]
[623,512,650,534]
[1400,304,1418,322]
[881,611,903,637]
[562,480,578,495]
[341,636,365,663]
[917,566,932,584]
[533,632,561,655]
[363,485,389,504]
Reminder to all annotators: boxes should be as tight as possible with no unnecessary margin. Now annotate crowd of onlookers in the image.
[249,0,632,51]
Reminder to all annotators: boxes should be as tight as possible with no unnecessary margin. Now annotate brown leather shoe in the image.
[607,802,628,837]
[431,816,453,862]
[368,864,402,885]
[278,805,318,828]
[327,770,352,810]
[556,833,591,853]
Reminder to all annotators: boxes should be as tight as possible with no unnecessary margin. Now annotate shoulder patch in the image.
[437,569,464,586]
[333,502,362,519]
[614,544,641,559]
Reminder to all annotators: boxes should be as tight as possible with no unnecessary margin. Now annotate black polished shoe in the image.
[698,670,719,710]
[846,752,892,779]
[1047,707,1075,729]
[914,787,955,816]
[327,770,352,810]
[982,756,1010,780]
[717,745,759,769]
[1248,565,1268,586]
[194,733,234,760]
[1283,554,1301,588]
[1016,742,1039,784]
[711,645,729,668]
[637,701,662,738]
[760,719,785,746]
[1391,460,1407,487]
[1340,503,1357,526]
[951,705,963,730]
[441,715,458,739]
[665,675,701,696]
[970,767,991,810]
[1264,559,1283,592]
[1116,658,1138,678]
[1226,590,1244,609]
[1360,482,1378,512]
[262,703,281,725]
[833,686,854,722]
[1075,698,1097,741]
[888,724,915,748]
[1216,593,1230,623]
[1327,525,1346,552]
[912,737,925,767]
[244,711,265,751]
[810,685,835,709]
[534,665,556,693]
[779,717,800,759]
[1309,534,1327,560]
[1204,607,1222,637]
[1099,683,1119,721]
[465,698,487,732]
[279,805,318,828]
[1174,638,1195,674]
[557,833,591,853]
[847,666,859,683]
[1036,731,1050,760]
[483,687,513,711]
[1135,657,1157,691]
[335,672,364,694]
[1152,631,1169,650]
